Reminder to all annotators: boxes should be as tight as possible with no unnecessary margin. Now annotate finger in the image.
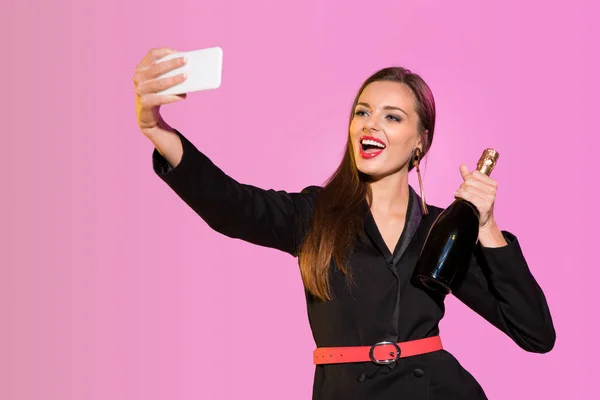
[462,177,497,196]
[470,189,494,207]
[140,47,179,68]
[454,188,488,213]
[471,169,498,184]
[147,56,187,79]
[134,56,186,86]
[138,92,187,109]
[136,73,187,96]
[461,168,498,190]
[459,165,498,186]
[456,185,489,202]
[134,48,179,85]
[160,93,187,104]
[459,164,470,180]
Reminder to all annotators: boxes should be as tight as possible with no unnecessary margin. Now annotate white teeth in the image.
[361,139,385,148]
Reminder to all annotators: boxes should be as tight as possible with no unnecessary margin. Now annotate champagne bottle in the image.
[415,149,499,295]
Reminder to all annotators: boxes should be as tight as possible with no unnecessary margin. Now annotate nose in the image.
[364,115,380,132]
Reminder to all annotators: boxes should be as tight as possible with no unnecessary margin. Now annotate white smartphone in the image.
[155,46,223,95]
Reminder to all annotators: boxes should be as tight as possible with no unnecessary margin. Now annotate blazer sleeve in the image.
[151,129,318,257]
[451,231,556,353]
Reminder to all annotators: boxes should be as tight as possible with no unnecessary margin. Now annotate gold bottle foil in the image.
[476,148,499,176]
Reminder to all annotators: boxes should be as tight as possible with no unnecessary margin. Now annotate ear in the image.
[416,129,428,151]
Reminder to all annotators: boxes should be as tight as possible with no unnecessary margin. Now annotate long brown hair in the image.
[298,67,437,302]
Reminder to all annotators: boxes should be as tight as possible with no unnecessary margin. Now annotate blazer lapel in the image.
[363,203,393,261]
[362,185,428,264]
[395,192,438,293]
[391,186,423,266]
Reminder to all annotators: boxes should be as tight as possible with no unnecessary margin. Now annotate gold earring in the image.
[412,148,428,215]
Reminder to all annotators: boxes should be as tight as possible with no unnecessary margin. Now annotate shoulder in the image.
[293,185,323,213]
[283,185,322,218]
[300,185,323,196]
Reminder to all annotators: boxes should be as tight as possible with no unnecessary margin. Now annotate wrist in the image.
[143,115,175,140]
[478,219,508,248]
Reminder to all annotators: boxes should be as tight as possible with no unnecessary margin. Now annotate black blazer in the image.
[152,130,556,400]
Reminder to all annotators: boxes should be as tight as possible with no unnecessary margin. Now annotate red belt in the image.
[313,336,443,365]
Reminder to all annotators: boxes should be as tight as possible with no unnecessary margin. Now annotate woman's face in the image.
[349,81,423,180]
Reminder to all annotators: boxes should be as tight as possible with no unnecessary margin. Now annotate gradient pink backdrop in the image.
[1,0,597,399]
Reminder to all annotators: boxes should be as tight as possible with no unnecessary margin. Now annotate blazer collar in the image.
[363,185,424,264]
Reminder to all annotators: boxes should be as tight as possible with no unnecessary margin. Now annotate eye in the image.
[386,114,401,122]
[354,110,368,117]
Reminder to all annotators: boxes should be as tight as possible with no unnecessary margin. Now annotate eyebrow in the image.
[356,102,408,117]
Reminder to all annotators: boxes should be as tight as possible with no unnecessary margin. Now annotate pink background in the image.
[1,0,597,399]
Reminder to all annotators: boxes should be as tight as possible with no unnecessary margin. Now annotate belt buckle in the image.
[369,341,401,365]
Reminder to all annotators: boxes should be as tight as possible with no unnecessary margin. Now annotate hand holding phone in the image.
[155,46,223,95]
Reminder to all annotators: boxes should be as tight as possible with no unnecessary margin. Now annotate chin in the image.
[356,164,378,176]
[355,161,386,180]
[355,158,405,181]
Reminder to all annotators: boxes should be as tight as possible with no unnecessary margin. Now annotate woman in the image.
[133,47,555,399]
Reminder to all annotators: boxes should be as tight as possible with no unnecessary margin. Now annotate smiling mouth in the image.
[359,136,386,158]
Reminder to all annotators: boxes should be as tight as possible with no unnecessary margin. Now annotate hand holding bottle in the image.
[453,165,498,230]
[415,149,502,294]
[454,163,507,248]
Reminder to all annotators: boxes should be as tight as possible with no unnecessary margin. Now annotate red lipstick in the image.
[359,135,386,159]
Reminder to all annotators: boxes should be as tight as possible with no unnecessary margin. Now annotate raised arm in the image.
[451,231,556,353]
[133,47,317,256]
[151,128,317,256]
